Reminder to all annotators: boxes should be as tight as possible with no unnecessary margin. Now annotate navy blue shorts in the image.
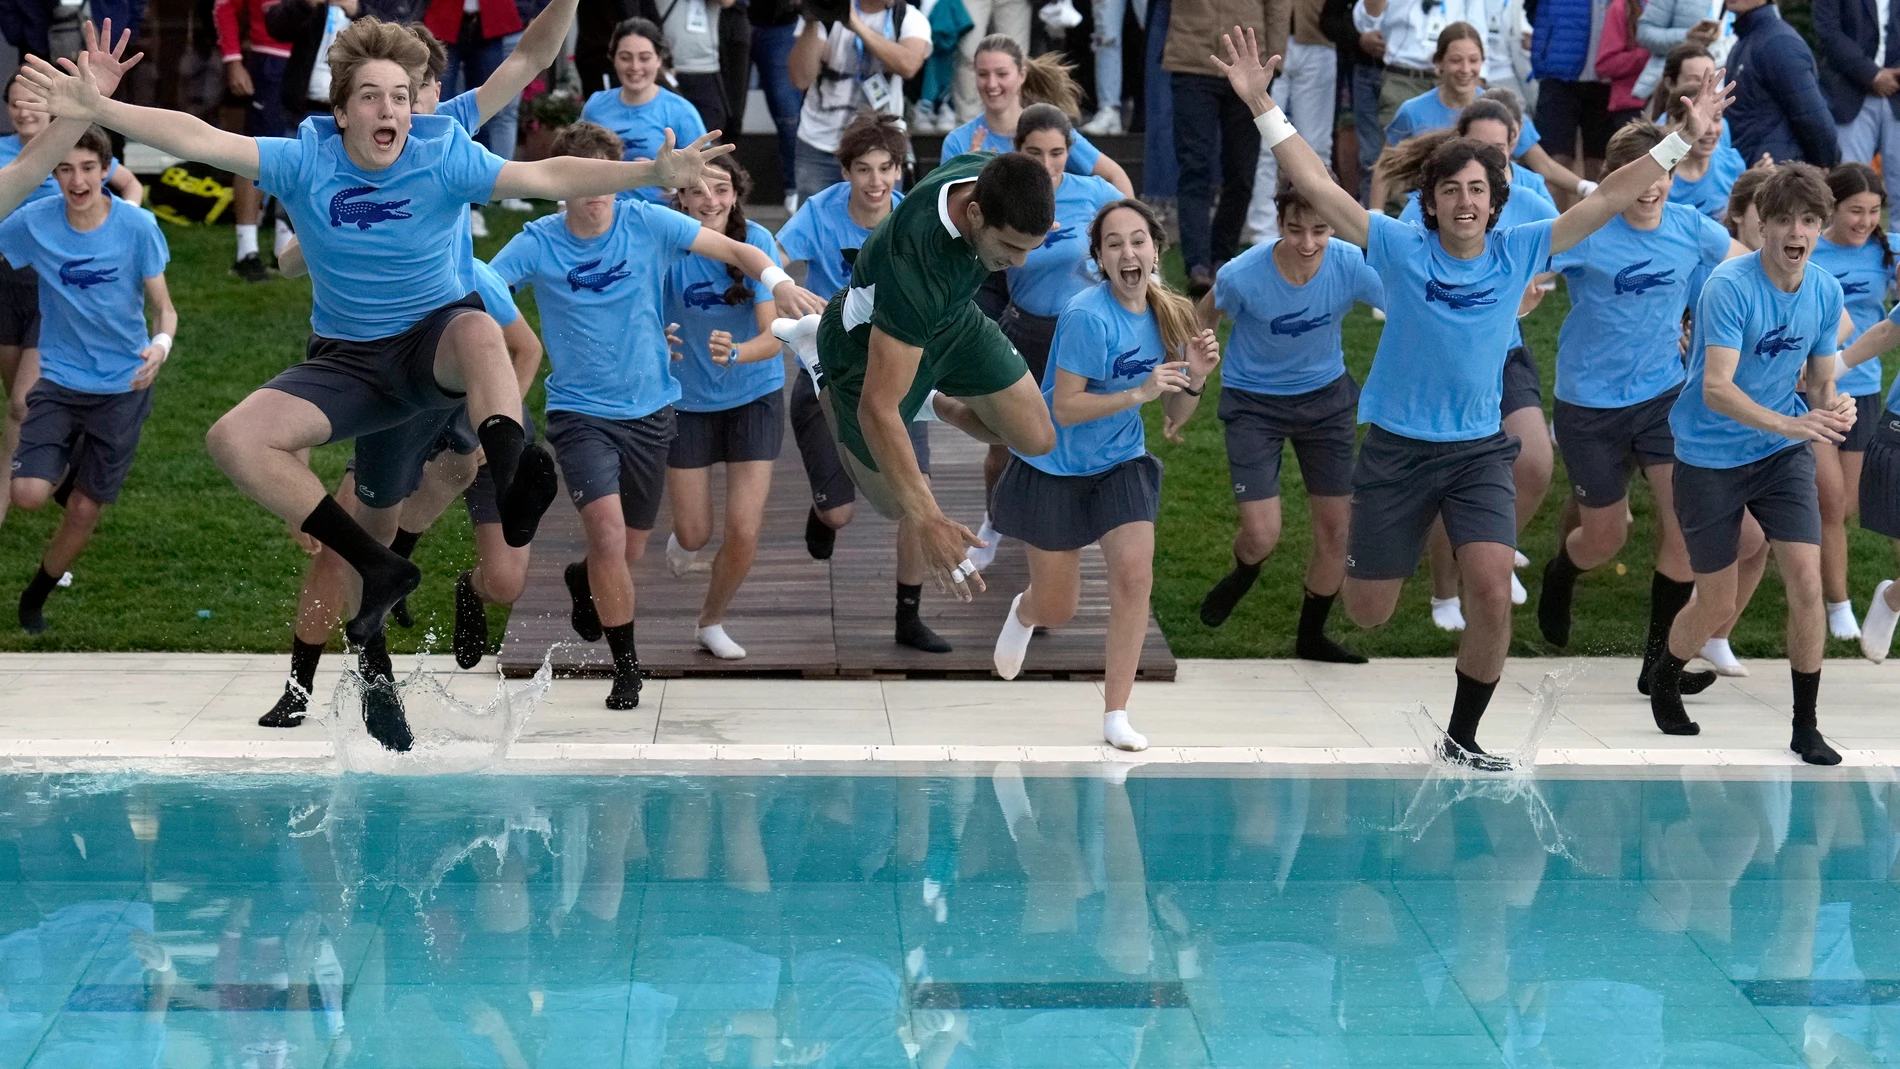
[546,407,675,530]
[266,293,482,445]
[1674,444,1822,573]
[13,379,153,504]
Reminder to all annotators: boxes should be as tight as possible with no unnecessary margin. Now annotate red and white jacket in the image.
[215,0,293,62]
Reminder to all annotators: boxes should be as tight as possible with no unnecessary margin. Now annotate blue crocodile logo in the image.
[1111,347,1157,379]
[328,185,413,230]
[1270,307,1332,337]
[1754,325,1804,358]
[619,135,649,159]
[1614,259,1676,295]
[57,257,116,289]
[1425,277,1496,309]
[1040,225,1076,249]
[1834,271,1871,297]
[681,280,729,309]
[566,257,631,293]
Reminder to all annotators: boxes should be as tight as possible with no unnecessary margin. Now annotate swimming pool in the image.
[0,768,1892,1067]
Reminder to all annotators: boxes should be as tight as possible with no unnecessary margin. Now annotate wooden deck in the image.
[498,408,1177,681]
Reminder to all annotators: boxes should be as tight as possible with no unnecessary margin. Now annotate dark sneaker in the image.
[232,254,272,283]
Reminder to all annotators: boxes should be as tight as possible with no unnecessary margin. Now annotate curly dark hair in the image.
[1416,138,1511,231]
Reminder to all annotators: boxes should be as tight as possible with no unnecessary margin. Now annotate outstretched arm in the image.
[1840,317,1900,368]
[1212,27,1368,246]
[493,129,733,200]
[686,226,829,317]
[18,50,260,178]
[473,0,580,126]
[0,21,143,218]
[1703,344,1853,442]
[1550,70,1735,254]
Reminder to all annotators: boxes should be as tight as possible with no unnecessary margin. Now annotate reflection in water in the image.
[0,768,1895,1066]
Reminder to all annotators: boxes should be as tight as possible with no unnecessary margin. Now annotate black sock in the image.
[301,497,420,645]
[1294,589,1366,663]
[18,566,58,634]
[1199,552,1262,628]
[1637,574,1716,696]
[896,583,951,653]
[290,637,324,693]
[564,561,603,642]
[452,570,487,669]
[390,529,422,559]
[604,622,642,709]
[805,506,838,561]
[1447,670,1498,753]
[261,638,325,727]
[357,629,394,683]
[476,415,525,497]
[1790,668,1839,764]
[50,467,76,508]
[1537,545,1584,647]
[1647,650,1701,735]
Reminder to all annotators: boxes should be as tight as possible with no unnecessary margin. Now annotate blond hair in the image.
[327,17,431,109]
[1088,199,1197,360]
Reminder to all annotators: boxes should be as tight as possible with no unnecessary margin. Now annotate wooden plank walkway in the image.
[498,400,1177,681]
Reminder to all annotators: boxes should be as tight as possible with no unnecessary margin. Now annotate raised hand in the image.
[17,51,104,122]
[1184,326,1221,379]
[78,18,143,99]
[652,128,737,191]
[1677,67,1735,146]
[1210,26,1281,109]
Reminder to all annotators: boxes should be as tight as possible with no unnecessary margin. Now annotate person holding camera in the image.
[786,0,929,203]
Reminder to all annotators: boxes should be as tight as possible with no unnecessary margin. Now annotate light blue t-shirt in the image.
[1808,233,1896,396]
[1668,146,1746,221]
[1004,172,1122,317]
[1399,177,1557,350]
[1384,89,1538,157]
[1550,204,1731,408]
[490,199,704,420]
[1672,254,1844,468]
[1020,283,1164,477]
[774,180,903,299]
[579,87,708,203]
[0,197,168,394]
[939,118,1103,175]
[1884,304,1900,412]
[471,258,517,326]
[256,114,505,341]
[666,217,786,412]
[1512,161,1549,203]
[1214,237,1384,396]
[438,89,482,136]
[0,134,120,205]
[1359,211,1555,440]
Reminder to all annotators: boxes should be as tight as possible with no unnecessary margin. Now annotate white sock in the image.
[1698,637,1748,676]
[992,592,1034,680]
[1430,596,1466,632]
[1863,579,1898,664]
[696,624,746,660]
[273,219,294,256]
[665,533,696,577]
[235,223,259,259]
[966,513,1000,571]
[1103,710,1147,751]
[1514,550,1530,569]
[1509,572,1528,606]
[1828,599,1862,640]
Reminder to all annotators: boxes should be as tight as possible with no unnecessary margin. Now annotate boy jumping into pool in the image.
[4,125,174,634]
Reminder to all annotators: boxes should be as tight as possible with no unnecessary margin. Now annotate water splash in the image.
[1389,666,1584,860]
[319,647,554,775]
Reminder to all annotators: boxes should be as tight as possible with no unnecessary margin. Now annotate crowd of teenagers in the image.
[0,2,1897,769]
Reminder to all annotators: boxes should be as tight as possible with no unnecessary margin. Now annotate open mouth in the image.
[1117,263,1144,288]
[1636,192,1662,206]
[372,126,397,150]
[1780,242,1807,265]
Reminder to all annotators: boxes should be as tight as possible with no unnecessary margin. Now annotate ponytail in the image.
[1374,128,1456,199]
[974,34,1083,117]
[1088,199,1197,360]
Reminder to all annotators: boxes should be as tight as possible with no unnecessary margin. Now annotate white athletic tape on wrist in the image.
[150,333,172,354]
[911,390,944,423]
[759,265,793,292]
[1253,108,1298,150]
[1649,131,1691,172]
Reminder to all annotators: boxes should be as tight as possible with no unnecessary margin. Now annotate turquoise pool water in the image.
[0,770,1895,1067]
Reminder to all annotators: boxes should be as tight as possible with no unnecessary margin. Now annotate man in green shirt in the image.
[791,151,1056,651]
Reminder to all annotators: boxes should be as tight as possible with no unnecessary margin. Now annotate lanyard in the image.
[854,5,894,77]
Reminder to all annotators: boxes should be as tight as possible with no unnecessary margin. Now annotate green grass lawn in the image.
[0,214,1894,658]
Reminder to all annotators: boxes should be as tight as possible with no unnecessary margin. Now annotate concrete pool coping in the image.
[0,652,1894,774]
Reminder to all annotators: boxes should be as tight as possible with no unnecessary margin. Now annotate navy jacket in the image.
[1728,4,1842,165]
[1530,0,1595,80]
[1813,0,1900,122]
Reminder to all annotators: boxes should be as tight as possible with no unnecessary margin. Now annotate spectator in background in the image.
[643,0,733,133]
[786,0,929,201]
[264,0,417,123]
[1813,0,1900,203]
[1594,0,1651,128]
[0,0,53,61]
[1726,0,1840,166]
[421,0,535,165]
[1351,0,1484,134]
[215,0,295,281]
[1633,0,1719,100]
[1081,0,1147,133]
[1247,0,1336,239]
[747,0,803,209]
[1347,1,1383,201]
[1164,0,1287,295]
[952,0,1029,121]
[1528,0,1610,180]
[1480,0,1533,105]
[718,0,750,132]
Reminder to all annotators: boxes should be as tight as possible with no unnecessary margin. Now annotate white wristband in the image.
[1649,131,1691,172]
[1253,108,1298,150]
[149,333,172,354]
[759,266,793,292]
[1574,179,1599,197]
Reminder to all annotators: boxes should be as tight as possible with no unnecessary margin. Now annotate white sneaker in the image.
[1863,580,1898,663]
[665,533,697,577]
[966,513,1000,572]
[469,206,489,238]
[1431,596,1466,632]
[1697,637,1749,676]
[1080,105,1123,136]
[993,593,1035,680]
[498,198,533,212]
[783,191,800,215]
[1038,0,1082,30]
[1371,306,1386,322]
[937,103,959,132]
[1103,709,1147,751]
[56,571,72,588]
[910,103,939,134]
[772,314,823,387]
[696,623,747,660]
[1510,571,1528,606]
[1828,599,1862,641]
